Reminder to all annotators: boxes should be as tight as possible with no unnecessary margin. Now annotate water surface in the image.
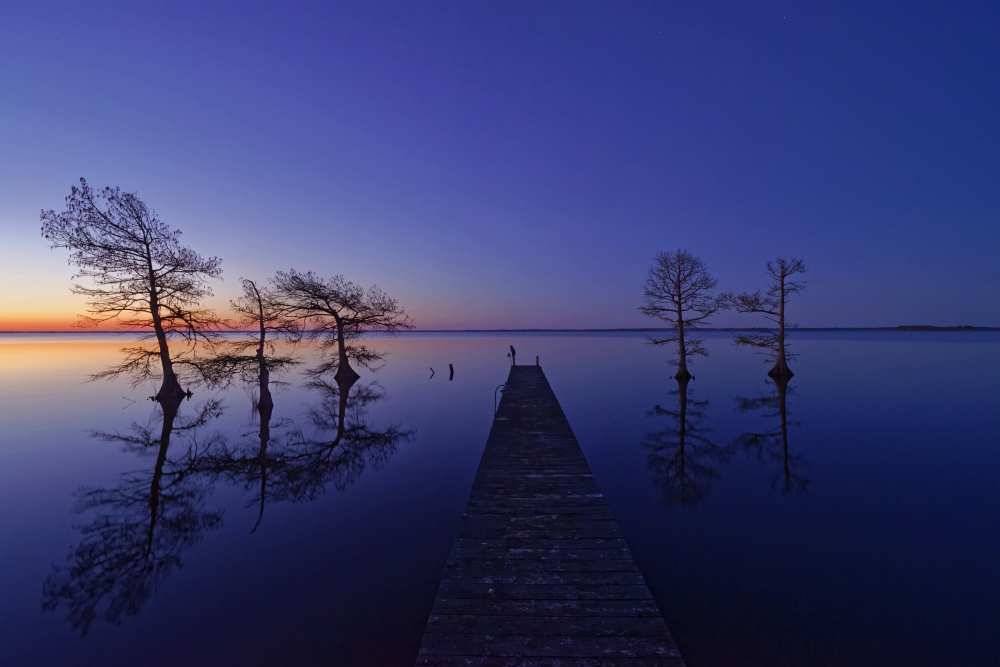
[1,331,998,666]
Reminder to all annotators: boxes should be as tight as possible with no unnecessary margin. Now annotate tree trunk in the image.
[257,357,274,416]
[768,272,794,380]
[150,291,185,402]
[256,306,273,415]
[333,312,360,384]
[252,280,273,532]
[675,304,691,381]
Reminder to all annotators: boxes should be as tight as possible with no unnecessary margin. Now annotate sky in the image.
[1,1,998,330]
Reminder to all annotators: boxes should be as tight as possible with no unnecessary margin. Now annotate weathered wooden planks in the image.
[416,365,686,666]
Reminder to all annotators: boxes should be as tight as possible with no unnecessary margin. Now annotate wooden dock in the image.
[417,365,686,666]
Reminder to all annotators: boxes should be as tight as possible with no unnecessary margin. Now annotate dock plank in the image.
[416,366,685,666]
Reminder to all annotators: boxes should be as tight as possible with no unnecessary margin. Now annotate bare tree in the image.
[640,250,724,380]
[726,257,806,379]
[41,179,222,401]
[272,269,412,382]
[201,278,299,411]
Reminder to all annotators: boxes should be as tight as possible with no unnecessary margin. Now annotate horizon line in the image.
[1,325,998,335]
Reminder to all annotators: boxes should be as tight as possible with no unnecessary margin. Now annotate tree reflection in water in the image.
[42,395,225,635]
[733,375,808,494]
[45,363,410,635]
[198,375,412,530]
[642,377,728,506]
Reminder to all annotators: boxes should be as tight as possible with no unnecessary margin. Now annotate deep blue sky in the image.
[1,1,998,328]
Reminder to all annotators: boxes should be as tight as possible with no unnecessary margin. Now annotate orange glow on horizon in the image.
[0,309,450,333]
[0,314,109,332]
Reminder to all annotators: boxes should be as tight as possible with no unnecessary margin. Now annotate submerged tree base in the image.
[257,386,274,417]
[335,363,361,385]
[768,362,794,380]
[155,378,189,405]
[154,387,186,437]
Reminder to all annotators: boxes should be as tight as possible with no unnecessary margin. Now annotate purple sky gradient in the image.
[1,1,998,329]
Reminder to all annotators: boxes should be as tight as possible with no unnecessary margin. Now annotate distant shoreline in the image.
[2,325,998,335]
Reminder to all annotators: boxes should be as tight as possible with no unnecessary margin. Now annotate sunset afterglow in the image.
[2,3,999,665]
[3,4,998,331]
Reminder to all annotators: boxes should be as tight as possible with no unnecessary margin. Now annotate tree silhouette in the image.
[725,257,806,379]
[733,375,808,494]
[640,250,724,380]
[42,396,225,635]
[201,277,299,410]
[642,377,728,505]
[41,179,222,401]
[272,269,412,383]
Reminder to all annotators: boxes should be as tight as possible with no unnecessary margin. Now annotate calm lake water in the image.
[1,331,998,666]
